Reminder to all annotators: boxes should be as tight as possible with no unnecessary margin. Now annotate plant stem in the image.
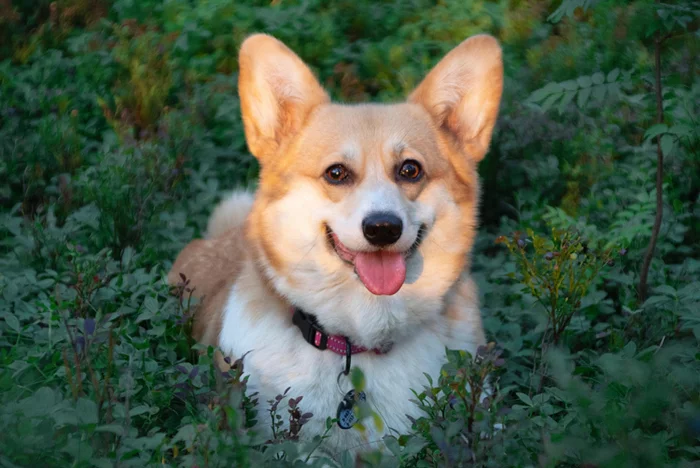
[638,23,666,302]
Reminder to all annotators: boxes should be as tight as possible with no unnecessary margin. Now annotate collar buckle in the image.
[292,308,328,351]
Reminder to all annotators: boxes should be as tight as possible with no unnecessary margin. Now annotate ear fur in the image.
[409,34,503,162]
[238,34,330,163]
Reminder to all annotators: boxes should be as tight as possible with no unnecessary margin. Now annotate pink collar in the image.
[291,307,387,356]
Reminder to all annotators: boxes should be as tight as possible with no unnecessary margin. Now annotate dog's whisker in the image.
[287,231,322,276]
[427,236,449,253]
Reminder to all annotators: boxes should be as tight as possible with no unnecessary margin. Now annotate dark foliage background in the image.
[0,0,698,466]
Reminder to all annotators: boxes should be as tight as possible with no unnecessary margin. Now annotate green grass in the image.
[1,0,699,466]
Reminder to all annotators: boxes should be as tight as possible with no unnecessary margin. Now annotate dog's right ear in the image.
[238,34,329,163]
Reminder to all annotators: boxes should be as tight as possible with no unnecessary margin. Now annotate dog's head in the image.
[240,34,502,347]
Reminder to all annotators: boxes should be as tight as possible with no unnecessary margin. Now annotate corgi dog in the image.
[168,33,503,457]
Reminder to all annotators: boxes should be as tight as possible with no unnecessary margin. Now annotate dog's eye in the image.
[398,160,423,182]
[324,164,351,184]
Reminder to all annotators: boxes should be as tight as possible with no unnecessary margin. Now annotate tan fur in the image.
[168,193,256,348]
[238,34,330,161]
[409,35,503,164]
[167,33,503,453]
[168,231,245,342]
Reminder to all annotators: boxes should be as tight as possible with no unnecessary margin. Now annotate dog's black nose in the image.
[362,212,403,246]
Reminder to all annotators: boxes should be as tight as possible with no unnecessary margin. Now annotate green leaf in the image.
[668,124,693,138]
[643,295,671,308]
[577,75,592,88]
[3,281,18,301]
[172,424,196,446]
[577,86,592,108]
[541,93,560,112]
[76,398,98,425]
[403,435,427,456]
[560,80,578,91]
[121,246,135,268]
[558,90,576,113]
[144,296,159,313]
[91,458,117,468]
[592,84,607,105]
[350,367,366,391]
[147,323,166,337]
[383,436,401,457]
[607,68,620,82]
[547,0,593,23]
[606,82,621,99]
[653,285,677,297]
[529,82,562,103]
[35,278,55,288]
[591,72,605,85]
[527,88,551,103]
[661,134,675,157]
[95,424,124,435]
[516,392,533,406]
[644,124,668,141]
[4,314,20,333]
[129,405,151,417]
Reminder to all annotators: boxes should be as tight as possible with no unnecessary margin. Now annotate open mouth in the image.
[325,224,426,296]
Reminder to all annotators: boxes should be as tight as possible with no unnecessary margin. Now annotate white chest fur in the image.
[218,282,475,457]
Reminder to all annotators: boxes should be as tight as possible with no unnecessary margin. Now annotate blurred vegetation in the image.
[0,0,699,466]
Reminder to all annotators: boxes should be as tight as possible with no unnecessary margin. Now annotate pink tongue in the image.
[354,251,407,296]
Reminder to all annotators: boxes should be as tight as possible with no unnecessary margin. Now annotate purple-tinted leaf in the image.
[497,407,512,416]
[74,336,85,353]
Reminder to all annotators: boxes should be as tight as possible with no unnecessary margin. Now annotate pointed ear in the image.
[238,34,330,162]
[408,35,503,162]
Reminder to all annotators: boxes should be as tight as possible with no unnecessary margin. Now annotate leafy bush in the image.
[1,0,698,466]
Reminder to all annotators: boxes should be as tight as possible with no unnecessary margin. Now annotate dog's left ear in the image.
[409,35,503,163]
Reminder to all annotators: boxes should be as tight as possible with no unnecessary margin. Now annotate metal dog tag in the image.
[336,389,366,429]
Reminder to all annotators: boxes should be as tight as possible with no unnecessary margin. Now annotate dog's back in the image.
[168,192,254,351]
